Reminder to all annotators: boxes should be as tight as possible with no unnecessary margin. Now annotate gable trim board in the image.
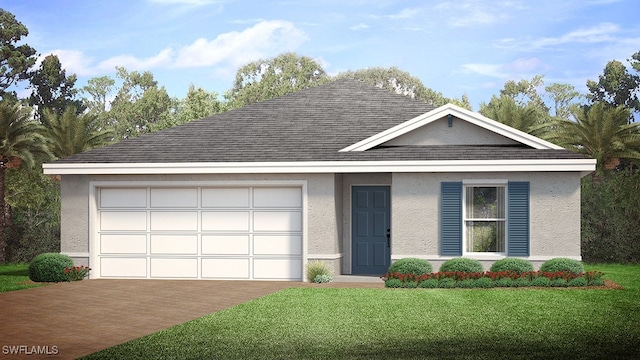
[340,104,563,152]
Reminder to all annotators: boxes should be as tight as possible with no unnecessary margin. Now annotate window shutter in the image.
[441,182,462,256]
[507,181,530,256]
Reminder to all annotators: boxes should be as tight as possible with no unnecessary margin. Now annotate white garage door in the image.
[95,186,303,280]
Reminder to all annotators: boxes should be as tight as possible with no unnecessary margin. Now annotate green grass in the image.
[0,263,45,292]
[84,263,640,359]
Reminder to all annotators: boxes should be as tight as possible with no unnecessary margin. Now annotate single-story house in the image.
[43,79,596,281]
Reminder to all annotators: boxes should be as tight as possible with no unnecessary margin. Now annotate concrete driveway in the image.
[0,279,382,359]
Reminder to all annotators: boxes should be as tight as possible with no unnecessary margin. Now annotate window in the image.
[463,185,506,253]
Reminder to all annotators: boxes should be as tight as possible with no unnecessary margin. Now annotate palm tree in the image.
[0,101,52,263]
[479,95,553,140]
[548,102,640,174]
[41,106,114,158]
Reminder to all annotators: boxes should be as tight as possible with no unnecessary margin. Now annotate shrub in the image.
[29,253,74,282]
[530,277,551,287]
[439,258,484,273]
[438,278,456,288]
[65,265,91,281]
[490,258,534,274]
[418,279,438,288]
[385,278,403,288]
[568,277,588,287]
[388,258,433,276]
[550,278,568,287]
[494,278,514,288]
[588,278,605,286]
[402,281,418,288]
[474,277,494,288]
[313,274,333,284]
[306,261,332,282]
[540,258,584,275]
[513,278,531,287]
[456,279,475,288]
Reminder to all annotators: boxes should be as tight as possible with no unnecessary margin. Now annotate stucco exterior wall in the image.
[384,117,519,146]
[59,173,342,272]
[391,171,582,270]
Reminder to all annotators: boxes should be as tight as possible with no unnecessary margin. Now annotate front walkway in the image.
[0,279,383,359]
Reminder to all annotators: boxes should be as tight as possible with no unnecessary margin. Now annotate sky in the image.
[3,0,639,110]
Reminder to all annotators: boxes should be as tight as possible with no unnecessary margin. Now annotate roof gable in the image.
[340,103,563,152]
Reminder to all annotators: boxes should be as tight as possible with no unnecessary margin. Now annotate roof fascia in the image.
[339,103,563,152]
[43,159,596,175]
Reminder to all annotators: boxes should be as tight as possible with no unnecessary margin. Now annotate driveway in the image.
[0,279,382,359]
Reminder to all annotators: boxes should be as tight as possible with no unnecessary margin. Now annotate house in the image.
[43,79,596,281]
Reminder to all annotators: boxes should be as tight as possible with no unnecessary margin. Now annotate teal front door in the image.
[352,186,391,275]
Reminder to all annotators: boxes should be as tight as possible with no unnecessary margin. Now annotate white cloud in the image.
[497,23,621,50]
[461,63,507,78]
[147,0,221,5]
[350,23,370,31]
[461,58,544,79]
[508,58,542,72]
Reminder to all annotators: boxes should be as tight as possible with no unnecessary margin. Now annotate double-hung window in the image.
[463,183,506,254]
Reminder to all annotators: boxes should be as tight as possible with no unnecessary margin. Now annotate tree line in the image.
[0,8,638,263]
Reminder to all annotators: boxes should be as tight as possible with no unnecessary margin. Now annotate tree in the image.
[41,106,114,158]
[548,102,640,174]
[0,9,37,99]
[82,75,115,114]
[500,75,549,114]
[227,52,329,108]
[154,84,226,131]
[479,95,552,139]
[0,101,51,263]
[545,83,581,120]
[28,54,83,118]
[587,58,640,119]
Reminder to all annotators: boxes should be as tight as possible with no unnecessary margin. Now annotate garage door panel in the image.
[254,188,302,208]
[202,188,250,208]
[101,234,147,254]
[150,212,198,231]
[254,211,302,232]
[151,258,198,278]
[254,235,302,255]
[202,258,250,279]
[202,235,249,255]
[101,258,147,278]
[151,188,198,208]
[151,235,198,254]
[253,259,302,279]
[202,211,250,231]
[101,212,147,231]
[100,188,147,208]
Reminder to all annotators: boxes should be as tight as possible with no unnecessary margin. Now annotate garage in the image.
[94,186,304,280]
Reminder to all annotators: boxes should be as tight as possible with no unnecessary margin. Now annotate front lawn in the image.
[84,264,640,359]
[0,263,45,293]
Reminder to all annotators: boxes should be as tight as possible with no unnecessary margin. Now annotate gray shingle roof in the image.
[51,79,588,164]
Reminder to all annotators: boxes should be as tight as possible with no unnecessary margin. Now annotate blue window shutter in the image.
[508,181,530,256]
[441,182,462,256]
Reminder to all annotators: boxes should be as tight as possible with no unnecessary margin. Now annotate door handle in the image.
[386,228,390,247]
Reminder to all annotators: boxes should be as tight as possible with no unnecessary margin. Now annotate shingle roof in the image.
[50,79,588,164]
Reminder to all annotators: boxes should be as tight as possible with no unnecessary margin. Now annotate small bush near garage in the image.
[439,258,484,273]
[28,253,74,282]
[540,258,584,275]
[387,258,433,276]
[306,261,333,283]
[490,258,534,274]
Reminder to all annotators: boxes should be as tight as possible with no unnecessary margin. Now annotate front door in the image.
[351,186,391,275]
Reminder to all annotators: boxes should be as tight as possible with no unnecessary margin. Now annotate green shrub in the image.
[490,258,534,274]
[568,277,588,287]
[418,279,438,288]
[494,278,514,287]
[385,278,403,288]
[402,281,418,288]
[530,277,551,287]
[439,258,484,273]
[313,274,333,284]
[306,261,332,282]
[28,253,74,282]
[438,278,456,288]
[513,278,531,287]
[550,278,568,287]
[588,278,605,286]
[540,258,584,275]
[474,277,494,288]
[388,258,433,276]
[456,279,475,288]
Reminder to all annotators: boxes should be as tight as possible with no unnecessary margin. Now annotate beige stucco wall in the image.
[385,117,519,146]
[59,173,342,273]
[391,171,582,270]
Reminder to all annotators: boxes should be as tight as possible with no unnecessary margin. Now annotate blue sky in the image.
[3,0,639,110]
